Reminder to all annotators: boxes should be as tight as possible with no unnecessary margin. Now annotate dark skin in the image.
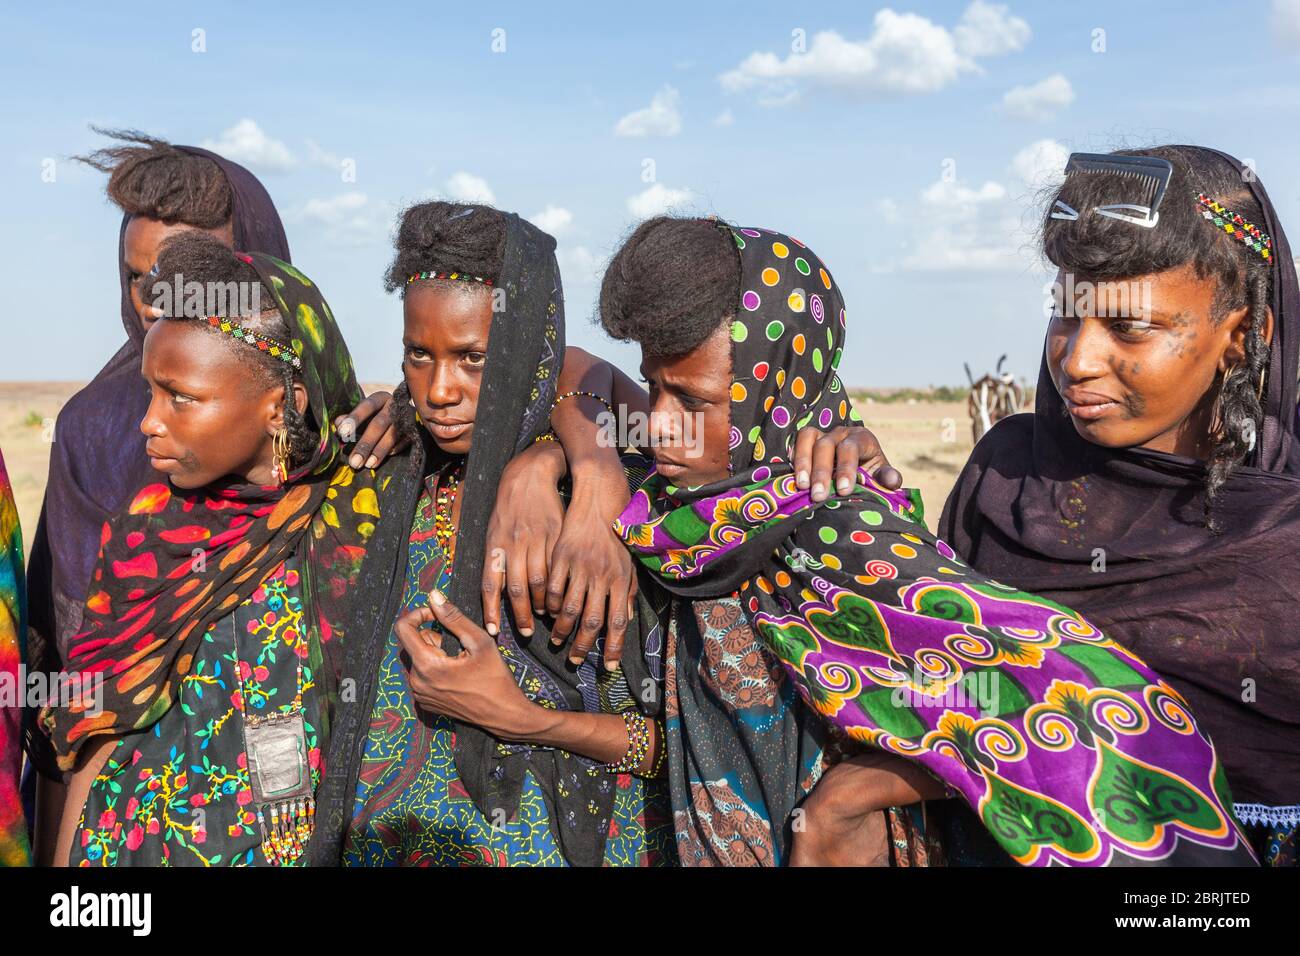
[487,336,902,669]
[48,319,308,866]
[636,319,945,867]
[1048,263,1273,459]
[398,288,898,769]
[124,214,404,469]
[396,281,662,771]
[140,320,308,489]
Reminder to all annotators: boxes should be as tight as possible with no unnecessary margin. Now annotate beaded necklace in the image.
[434,460,463,560]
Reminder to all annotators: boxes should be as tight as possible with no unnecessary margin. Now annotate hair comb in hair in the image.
[1050,153,1174,229]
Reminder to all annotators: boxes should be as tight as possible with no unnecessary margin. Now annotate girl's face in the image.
[123,216,234,331]
[1047,263,1264,459]
[402,283,493,456]
[639,321,734,487]
[139,320,306,489]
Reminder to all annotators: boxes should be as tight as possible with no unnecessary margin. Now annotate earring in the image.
[273,427,291,485]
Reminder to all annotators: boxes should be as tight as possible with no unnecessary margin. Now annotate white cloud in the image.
[201,119,296,173]
[896,171,1030,273]
[1000,73,1074,121]
[557,245,601,286]
[443,171,496,204]
[954,0,1032,57]
[291,191,391,247]
[614,86,683,137]
[1010,138,1069,190]
[719,3,1029,103]
[1274,0,1300,48]
[713,109,735,127]
[305,138,344,170]
[530,205,573,237]
[627,183,695,218]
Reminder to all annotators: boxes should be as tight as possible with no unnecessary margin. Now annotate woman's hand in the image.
[546,458,637,670]
[789,749,945,867]
[334,390,410,470]
[395,590,543,741]
[482,441,567,640]
[792,424,901,502]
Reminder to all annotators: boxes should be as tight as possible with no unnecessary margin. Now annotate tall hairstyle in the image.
[76,127,234,227]
[1041,146,1274,522]
[386,201,508,440]
[150,232,315,468]
[599,216,742,358]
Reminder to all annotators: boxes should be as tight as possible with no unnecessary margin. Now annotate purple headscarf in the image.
[24,147,290,771]
[939,147,1300,814]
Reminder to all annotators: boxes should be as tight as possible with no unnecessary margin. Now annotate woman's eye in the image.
[404,347,430,363]
[464,352,487,367]
[1112,321,1153,337]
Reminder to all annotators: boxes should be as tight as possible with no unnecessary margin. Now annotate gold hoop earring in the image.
[273,427,291,485]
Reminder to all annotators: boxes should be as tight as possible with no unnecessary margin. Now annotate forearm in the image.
[553,347,622,481]
[507,703,661,775]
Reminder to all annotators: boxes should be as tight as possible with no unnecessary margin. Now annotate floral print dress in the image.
[72,558,322,866]
[343,476,674,867]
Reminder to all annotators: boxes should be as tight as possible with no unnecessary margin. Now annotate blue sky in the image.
[5,0,1300,388]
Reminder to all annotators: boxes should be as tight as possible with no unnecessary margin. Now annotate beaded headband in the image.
[1194,193,1273,263]
[406,271,494,287]
[194,315,303,370]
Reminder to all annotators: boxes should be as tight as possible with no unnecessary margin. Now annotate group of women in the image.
[0,131,1294,868]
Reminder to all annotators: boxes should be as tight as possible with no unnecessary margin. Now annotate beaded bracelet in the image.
[608,710,652,773]
[553,389,614,416]
[532,430,558,444]
[648,720,667,778]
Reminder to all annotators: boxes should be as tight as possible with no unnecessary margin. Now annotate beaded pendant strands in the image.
[433,461,463,561]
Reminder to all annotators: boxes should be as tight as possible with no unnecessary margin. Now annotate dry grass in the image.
[0,383,976,556]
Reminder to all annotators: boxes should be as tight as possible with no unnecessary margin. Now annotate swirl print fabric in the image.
[615,224,1255,866]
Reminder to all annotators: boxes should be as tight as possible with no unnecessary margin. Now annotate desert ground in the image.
[0,383,979,564]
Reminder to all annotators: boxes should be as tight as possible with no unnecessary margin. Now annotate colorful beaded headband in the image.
[406,271,494,287]
[197,315,302,370]
[1194,193,1273,263]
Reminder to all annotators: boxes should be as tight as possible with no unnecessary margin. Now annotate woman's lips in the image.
[428,420,472,441]
[1061,388,1122,421]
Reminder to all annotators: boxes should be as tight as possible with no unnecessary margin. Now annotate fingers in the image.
[873,465,904,491]
[394,606,442,659]
[792,426,822,490]
[545,545,573,622]
[526,540,551,630]
[348,398,394,470]
[568,588,607,666]
[427,589,491,654]
[602,577,632,672]
[808,432,841,503]
[480,544,505,638]
[548,564,586,646]
[504,542,535,638]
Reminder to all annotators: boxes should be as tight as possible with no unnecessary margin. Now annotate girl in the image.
[599,216,1254,866]
[46,233,390,866]
[940,145,1300,866]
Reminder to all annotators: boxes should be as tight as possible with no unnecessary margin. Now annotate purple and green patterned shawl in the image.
[614,224,1255,866]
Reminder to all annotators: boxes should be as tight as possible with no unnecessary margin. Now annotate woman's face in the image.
[139,320,305,489]
[123,217,234,331]
[1047,263,1262,458]
[639,320,734,487]
[402,282,493,456]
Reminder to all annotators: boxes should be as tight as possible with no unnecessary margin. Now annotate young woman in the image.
[939,145,1300,866]
[0,452,26,867]
[26,130,401,862]
[44,233,393,866]
[594,216,1254,866]
[308,202,880,866]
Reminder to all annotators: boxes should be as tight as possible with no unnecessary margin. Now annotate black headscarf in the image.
[311,212,665,867]
[24,147,289,774]
[939,147,1300,810]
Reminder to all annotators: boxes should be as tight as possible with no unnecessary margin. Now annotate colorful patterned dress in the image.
[343,475,673,866]
[72,558,323,866]
[0,453,27,867]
